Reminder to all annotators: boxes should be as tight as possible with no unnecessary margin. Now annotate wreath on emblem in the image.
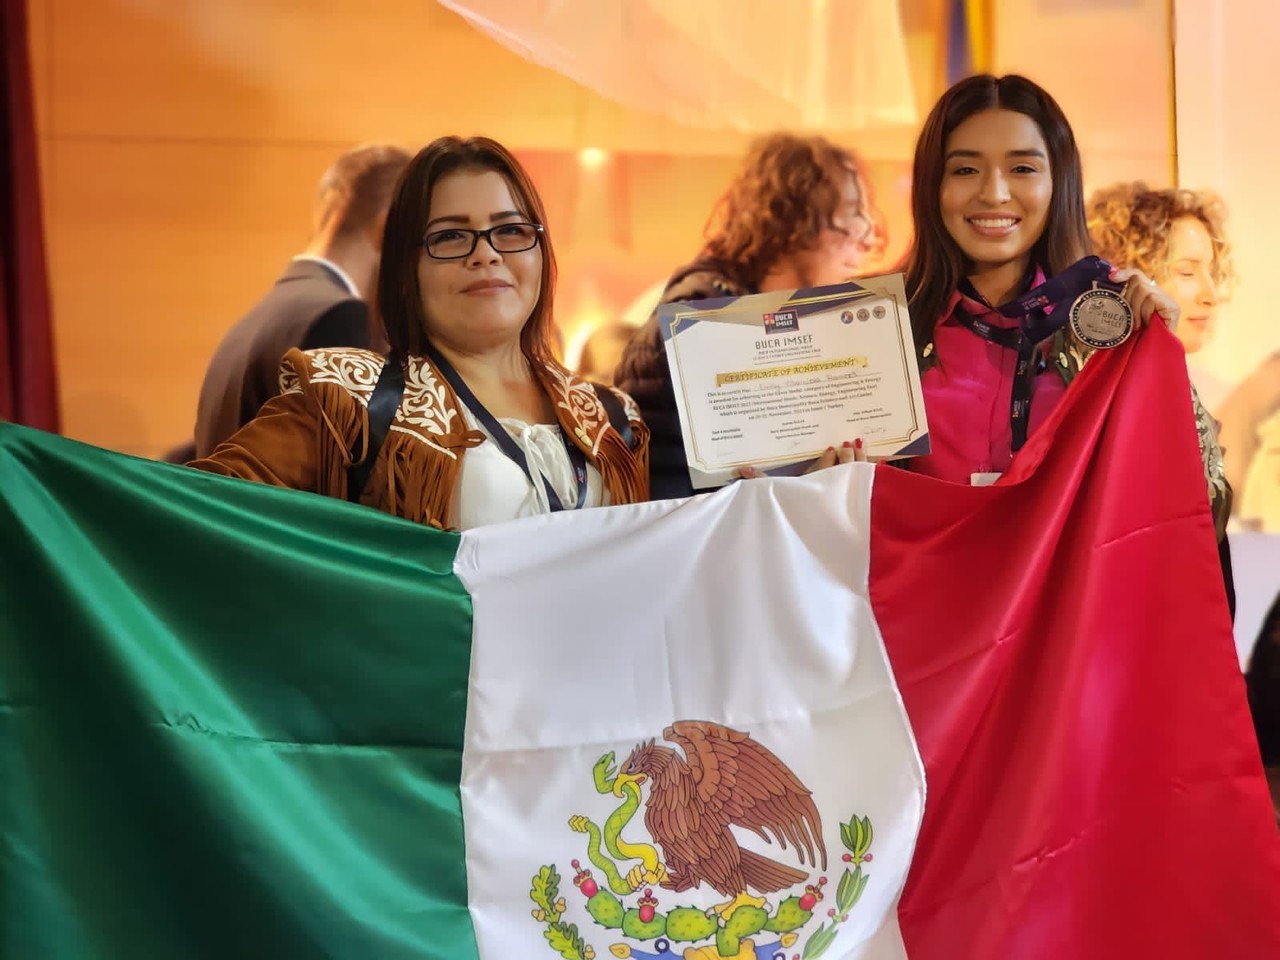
[528,721,876,960]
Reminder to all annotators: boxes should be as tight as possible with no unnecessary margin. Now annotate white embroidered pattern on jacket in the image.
[283,349,382,402]
[545,365,611,455]
[391,356,462,457]
[283,349,458,459]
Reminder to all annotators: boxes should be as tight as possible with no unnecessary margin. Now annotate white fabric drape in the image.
[436,0,917,132]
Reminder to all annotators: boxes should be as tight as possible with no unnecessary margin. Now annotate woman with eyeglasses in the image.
[192,136,649,530]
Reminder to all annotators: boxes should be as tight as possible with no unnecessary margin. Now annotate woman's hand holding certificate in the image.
[658,274,930,489]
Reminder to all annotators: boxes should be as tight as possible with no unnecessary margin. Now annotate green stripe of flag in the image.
[0,423,479,959]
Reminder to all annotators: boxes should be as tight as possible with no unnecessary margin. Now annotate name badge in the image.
[970,472,1002,487]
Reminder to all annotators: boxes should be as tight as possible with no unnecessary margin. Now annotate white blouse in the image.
[448,401,608,531]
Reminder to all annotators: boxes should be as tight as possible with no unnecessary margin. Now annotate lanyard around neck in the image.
[425,346,588,512]
[950,310,1044,452]
[966,256,1117,343]
[953,257,1118,451]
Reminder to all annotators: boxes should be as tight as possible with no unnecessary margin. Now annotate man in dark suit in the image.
[191,143,411,459]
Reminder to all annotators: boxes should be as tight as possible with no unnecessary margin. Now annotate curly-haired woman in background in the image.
[614,133,885,499]
[1086,182,1280,531]
[1086,182,1234,356]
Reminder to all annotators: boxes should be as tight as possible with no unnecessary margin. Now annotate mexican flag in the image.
[2,326,1278,960]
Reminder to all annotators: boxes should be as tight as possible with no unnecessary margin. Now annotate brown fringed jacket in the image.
[191,347,650,528]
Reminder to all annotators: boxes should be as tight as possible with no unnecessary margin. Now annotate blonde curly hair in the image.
[1086,181,1234,297]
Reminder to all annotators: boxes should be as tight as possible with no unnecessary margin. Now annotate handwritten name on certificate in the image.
[658,275,930,489]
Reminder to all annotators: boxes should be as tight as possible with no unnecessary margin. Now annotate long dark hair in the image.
[904,75,1091,351]
[377,136,557,364]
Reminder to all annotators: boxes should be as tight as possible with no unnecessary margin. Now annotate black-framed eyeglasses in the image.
[421,222,544,260]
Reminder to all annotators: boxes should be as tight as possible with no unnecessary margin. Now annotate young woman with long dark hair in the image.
[900,74,1227,535]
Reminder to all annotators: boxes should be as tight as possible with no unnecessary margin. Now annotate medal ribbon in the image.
[954,256,1120,451]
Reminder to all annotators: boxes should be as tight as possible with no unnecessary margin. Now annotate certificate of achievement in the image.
[658,275,929,489]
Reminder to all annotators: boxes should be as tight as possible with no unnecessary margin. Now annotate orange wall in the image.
[992,0,1175,193]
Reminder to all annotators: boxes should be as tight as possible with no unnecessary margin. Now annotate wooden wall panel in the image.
[993,0,1174,191]
[48,1,567,148]
[42,0,768,156]
[45,139,348,456]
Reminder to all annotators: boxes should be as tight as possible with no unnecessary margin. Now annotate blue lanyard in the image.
[425,346,588,512]
[954,256,1118,451]
[990,255,1118,343]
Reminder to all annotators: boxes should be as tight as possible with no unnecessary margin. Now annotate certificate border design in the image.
[661,281,927,473]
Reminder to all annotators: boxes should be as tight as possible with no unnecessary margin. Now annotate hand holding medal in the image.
[1110,264,1181,332]
[1067,262,1180,350]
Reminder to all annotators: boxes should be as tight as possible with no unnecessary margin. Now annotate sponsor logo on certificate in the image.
[763,310,799,335]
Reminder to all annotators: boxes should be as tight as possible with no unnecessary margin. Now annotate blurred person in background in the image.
[191,143,412,459]
[615,132,885,499]
[1087,182,1280,531]
[1087,183,1233,357]
[576,322,637,386]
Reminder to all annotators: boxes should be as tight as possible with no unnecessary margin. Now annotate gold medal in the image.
[1069,283,1133,350]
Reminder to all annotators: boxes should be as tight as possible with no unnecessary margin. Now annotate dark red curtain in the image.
[1,0,58,431]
